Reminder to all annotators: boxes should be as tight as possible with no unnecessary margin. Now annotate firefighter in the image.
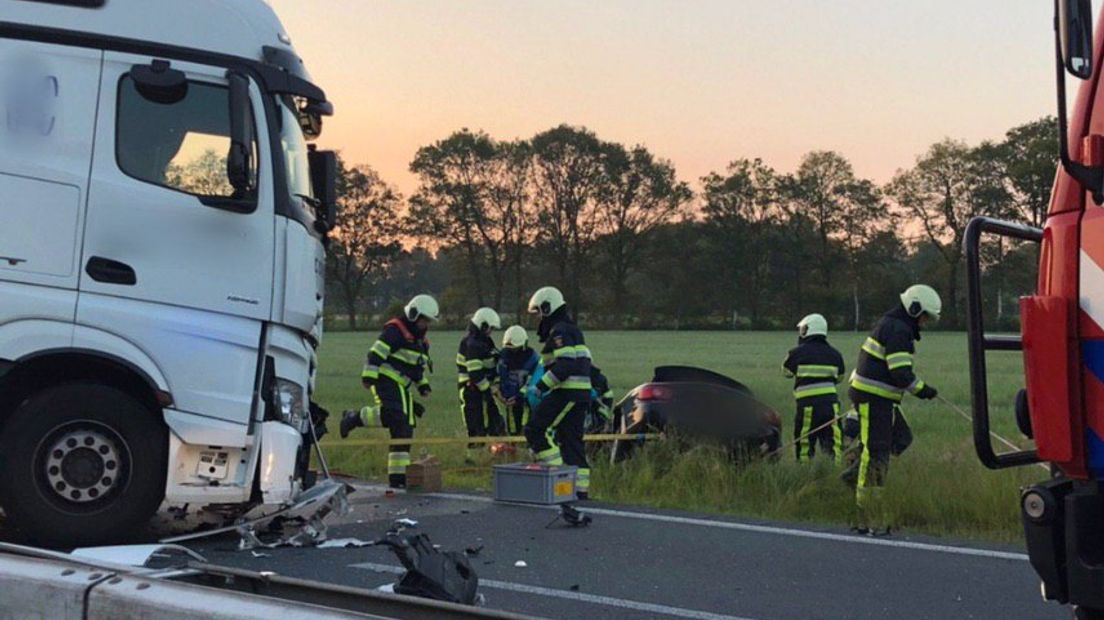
[844,284,941,509]
[496,325,541,435]
[782,313,846,463]
[524,286,594,499]
[339,294,437,489]
[457,307,505,458]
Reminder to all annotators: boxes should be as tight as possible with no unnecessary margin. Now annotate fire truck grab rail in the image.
[964,216,1043,469]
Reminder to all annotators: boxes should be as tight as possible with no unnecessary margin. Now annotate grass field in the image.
[316,330,1041,543]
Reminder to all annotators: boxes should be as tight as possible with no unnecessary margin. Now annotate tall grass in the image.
[317,330,1040,542]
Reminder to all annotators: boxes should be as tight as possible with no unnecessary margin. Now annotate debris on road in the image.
[250,550,271,558]
[378,533,480,605]
[317,538,376,549]
[162,479,354,551]
[464,544,484,557]
[514,560,527,568]
[546,503,592,528]
[395,518,419,527]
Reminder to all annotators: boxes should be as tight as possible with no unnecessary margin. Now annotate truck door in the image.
[0,40,102,343]
[77,52,275,424]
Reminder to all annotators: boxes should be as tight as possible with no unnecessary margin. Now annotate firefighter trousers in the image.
[459,385,505,449]
[506,400,528,436]
[375,378,415,489]
[794,399,842,464]
[846,397,913,505]
[524,390,591,495]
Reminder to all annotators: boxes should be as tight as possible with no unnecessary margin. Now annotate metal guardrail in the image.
[0,546,535,619]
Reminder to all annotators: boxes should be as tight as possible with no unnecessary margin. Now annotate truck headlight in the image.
[273,378,308,434]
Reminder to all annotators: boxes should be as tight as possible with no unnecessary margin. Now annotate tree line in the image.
[325,117,1055,331]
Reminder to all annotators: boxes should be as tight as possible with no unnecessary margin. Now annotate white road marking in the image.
[350,484,1030,562]
[352,561,755,620]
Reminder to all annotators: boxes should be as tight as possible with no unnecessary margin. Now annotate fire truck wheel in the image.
[0,383,167,547]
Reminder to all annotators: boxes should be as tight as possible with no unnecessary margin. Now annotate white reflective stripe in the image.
[795,368,839,378]
[794,381,837,396]
[353,562,755,620]
[851,373,905,394]
[379,364,412,386]
[863,338,885,356]
[351,483,1032,561]
[1081,250,1104,329]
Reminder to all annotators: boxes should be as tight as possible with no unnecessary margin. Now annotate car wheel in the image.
[0,383,167,547]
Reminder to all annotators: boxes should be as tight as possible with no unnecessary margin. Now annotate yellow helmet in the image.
[900,284,942,321]
[502,325,528,348]
[404,294,439,322]
[471,307,502,331]
[528,286,565,316]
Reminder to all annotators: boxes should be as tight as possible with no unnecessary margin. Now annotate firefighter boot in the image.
[340,409,365,439]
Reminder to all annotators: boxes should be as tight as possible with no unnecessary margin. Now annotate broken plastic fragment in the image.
[514,560,527,568]
[395,518,418,527]
[316,538,375,549]
[250,551,271,558]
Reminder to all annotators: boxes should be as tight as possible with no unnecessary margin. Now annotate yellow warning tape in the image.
[324,432,663,448]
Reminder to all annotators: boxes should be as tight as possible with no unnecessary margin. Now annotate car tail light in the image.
[765,409,781,427]
[637,384,672,401]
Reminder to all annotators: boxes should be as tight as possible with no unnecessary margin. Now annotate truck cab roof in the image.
[4,0,304,77]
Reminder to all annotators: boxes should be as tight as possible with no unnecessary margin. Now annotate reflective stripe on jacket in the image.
[849,305,926,402]
[362,318,431,388]
[782,335,845,402]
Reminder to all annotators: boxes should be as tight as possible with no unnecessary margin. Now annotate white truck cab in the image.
[0,0,338,546]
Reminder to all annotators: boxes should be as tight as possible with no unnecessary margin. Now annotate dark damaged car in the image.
[608,366,782,463]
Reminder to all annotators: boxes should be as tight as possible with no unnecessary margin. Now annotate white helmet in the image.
[797,313,828,338]
[900,284,942,321]
[528,286,566,316]
[404,294,440,322]
[471,307,501,331]
[502,325,528,348]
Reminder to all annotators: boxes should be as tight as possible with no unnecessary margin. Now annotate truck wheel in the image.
[0,383,167,547]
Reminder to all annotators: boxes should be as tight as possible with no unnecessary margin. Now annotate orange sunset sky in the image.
[270,0,1058,198]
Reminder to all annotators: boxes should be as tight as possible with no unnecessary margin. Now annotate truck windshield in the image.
[277,96,312,201]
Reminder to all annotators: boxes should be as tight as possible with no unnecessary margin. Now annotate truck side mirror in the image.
[226,72,255,198]
[308,147,338,232]
[1060,0,1094,79]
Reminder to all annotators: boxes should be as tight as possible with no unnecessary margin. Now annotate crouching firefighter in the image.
[782,313,845,463]
[496,325,541,435]
[341,294,438,489]
[844,285,941,509]
[524,286,594,499]
[458,307,505,458]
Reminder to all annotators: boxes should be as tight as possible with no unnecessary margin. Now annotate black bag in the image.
[384,533,479,605]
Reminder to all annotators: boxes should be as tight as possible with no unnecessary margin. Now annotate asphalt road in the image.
[187,484,1064,620]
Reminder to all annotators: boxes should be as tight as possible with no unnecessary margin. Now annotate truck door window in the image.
[277,96,312,200]
[116,76,257,206]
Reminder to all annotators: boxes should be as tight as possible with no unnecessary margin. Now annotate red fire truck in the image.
[967,1,1104,616]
